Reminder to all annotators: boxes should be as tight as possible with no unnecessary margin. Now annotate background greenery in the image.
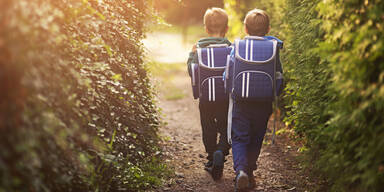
[153,0,223,26]
[0,0,169,191]
[225,0,384,191]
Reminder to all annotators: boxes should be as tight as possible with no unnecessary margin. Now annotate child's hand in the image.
[191,44,197,52]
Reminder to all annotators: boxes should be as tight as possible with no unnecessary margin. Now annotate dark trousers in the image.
[231,100,272,174]
[199,101,231,161]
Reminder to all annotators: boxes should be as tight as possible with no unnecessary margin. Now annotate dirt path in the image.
[152,63,320,192]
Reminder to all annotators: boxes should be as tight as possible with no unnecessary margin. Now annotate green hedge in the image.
[0,0,167,191]
[283,0,332,149]
[225,0,384,191]
[316,0,384,191]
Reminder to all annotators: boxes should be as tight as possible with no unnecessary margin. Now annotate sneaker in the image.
[211,150,224,180]
[204,160,213,172]
[235,170,249,192]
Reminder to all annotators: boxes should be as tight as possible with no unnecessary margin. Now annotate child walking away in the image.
[187,7,232,180]
[225,9,284,191]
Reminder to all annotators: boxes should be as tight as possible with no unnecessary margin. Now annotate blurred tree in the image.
[153,0,224,25]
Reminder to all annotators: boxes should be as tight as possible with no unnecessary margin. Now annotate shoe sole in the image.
[236,173,249,191]
[211,151,224,181]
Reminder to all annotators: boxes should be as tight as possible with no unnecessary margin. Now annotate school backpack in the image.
[225,36,284,145]
[191,44,232,102]
[225,36,283,102]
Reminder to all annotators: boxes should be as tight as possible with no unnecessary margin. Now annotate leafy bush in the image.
[283,0,332,147]
[316,0,384,191]
[0,0,168,191]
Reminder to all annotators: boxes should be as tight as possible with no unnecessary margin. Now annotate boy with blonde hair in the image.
[187,7,231,180]
[225,8,283,191]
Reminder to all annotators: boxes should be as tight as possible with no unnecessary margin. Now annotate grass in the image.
[147,62,187,101]
[147,61,185,77]
[164,86,185,101]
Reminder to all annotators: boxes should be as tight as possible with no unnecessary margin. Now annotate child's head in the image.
[244,9,270,36]
[203,8,228,37]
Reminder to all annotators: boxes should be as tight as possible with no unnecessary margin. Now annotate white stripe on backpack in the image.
[246,72,250,98]
[250,40,254,61]
[207,48,211,67]
[242,73,246,98]
[212,78,215,101]
[211,48,215,100]
[227,93,234,145]
[211,48,215,67]
[208,79,212,101]
[245,39,249,60]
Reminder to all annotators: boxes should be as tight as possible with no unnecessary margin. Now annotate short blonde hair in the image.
[244,9,270,36]
[204,8,228,35]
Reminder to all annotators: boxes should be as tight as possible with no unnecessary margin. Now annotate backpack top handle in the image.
[244,36,265,40]
[235,38,277,64]
[206,44,229,48]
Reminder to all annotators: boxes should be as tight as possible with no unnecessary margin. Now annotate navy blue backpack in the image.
[191,44,232,102]
[225,36,283,144]
[225,36,283,102]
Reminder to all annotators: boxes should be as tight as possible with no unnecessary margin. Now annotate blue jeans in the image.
[231,100,272,174]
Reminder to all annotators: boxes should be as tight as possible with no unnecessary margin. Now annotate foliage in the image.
[0,0,169,191]
[223,0,244,39]
[153,0,224,25]
[283,0,331,148]
[225,0,384,191]
[316,0,384,191]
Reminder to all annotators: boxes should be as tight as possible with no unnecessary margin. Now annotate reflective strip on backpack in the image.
[250,40,254,61]
[207,48,211,67]
[191,64,196,86]
[212,78,215,101]
[246,72,250,98]
[245,39,249,60]
[208,79,212,101]
[227,93,234,145]
[211,48,215,101]
[211,48,215,67]
[242,73,246,98]
[206,48,216,101]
